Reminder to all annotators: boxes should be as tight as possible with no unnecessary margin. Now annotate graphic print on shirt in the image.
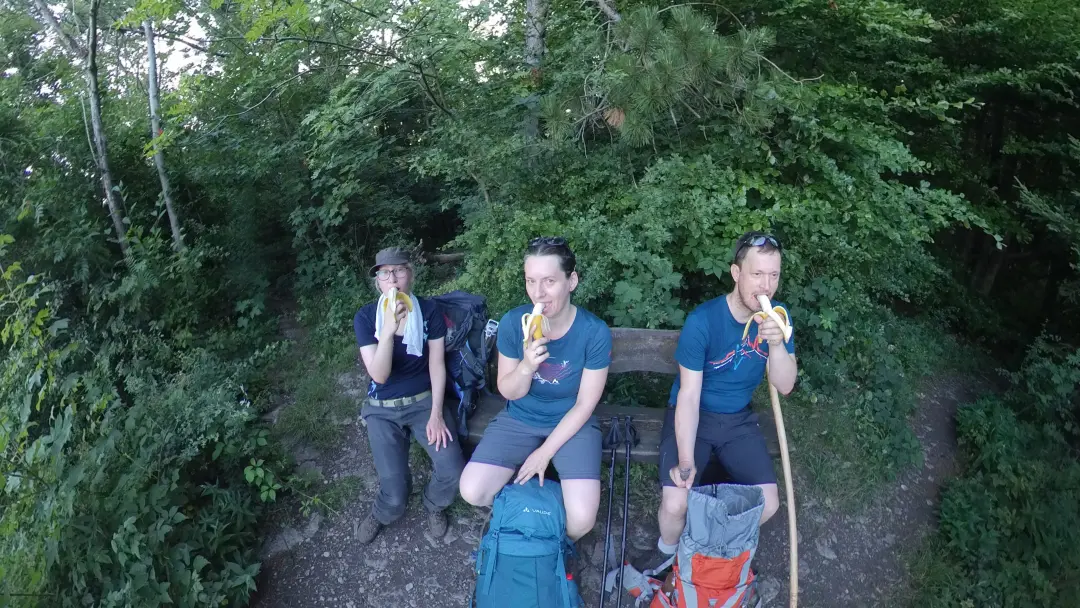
[533,359,573,385]
[707,331,768,372]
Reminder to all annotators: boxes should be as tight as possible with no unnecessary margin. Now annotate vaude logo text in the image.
[522,506,552,516]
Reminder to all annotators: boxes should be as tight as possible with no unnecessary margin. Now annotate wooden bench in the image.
[464,328,780,464]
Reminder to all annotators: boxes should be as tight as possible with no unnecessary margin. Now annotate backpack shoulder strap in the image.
[557,539,577,608]
[475,494,503,596]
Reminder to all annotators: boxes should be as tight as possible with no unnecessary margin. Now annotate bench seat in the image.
[463,328,781,464]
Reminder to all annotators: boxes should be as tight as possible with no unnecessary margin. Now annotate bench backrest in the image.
[609,328,681,375]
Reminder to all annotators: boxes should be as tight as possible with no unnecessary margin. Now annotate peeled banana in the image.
[521,303,549,346]
[382,287,413,314]
[741,294,793,343]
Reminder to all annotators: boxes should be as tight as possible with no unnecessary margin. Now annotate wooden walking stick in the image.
[753,294,799,608]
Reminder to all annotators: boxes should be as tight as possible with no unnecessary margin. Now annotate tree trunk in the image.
[29,0,81,57]
[523,0,548,157]
[29,0,131,260]
[87,0,129,259]
[144,20,184,252]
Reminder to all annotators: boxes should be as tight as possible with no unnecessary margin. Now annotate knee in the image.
[659,491,688,519]
[380,476,409,508]
[458,471,493,507]
[432,449,465,480]
[565,509,597,540]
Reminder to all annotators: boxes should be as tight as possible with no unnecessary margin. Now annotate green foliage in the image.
[0,239,277,606]
[911,337,1080,606]
[5,0,1080,604]
[439,14,979,473]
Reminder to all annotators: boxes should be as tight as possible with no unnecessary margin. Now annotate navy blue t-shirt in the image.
[497,304,613,427]
[353,296,446,400]
[668,296,796,413]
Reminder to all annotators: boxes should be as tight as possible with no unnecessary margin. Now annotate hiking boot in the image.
[353,513,383,544]
[427,509,448,538]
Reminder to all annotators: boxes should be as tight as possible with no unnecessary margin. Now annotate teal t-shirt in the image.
[668,296,796,413]
[497,304,613,427]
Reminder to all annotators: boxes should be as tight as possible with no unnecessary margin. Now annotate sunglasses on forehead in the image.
[528,236,568,247]
[734,233,783,258]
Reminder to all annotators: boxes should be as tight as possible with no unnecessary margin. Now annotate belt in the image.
[366,390,432,408]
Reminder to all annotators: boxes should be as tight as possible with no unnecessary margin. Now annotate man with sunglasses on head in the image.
[654,232,798,560]
[352,247,465,545]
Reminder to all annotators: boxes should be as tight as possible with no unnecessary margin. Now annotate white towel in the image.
[374,292,424,357]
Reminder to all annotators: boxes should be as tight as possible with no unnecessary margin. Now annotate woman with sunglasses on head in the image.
[458,237,612,541]
[352,247,464,545]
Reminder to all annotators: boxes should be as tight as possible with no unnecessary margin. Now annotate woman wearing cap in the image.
[458,237,612,541]
[352,247,464,544]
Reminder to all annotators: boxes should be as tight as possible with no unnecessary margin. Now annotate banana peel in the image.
[521,303,549,347]
[741,295,792,344]
[382,287,413,314]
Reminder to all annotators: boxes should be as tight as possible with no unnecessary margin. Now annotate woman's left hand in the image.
[515,447,554,486]
[426,412,454,452]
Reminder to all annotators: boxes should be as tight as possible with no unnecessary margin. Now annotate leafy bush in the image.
[443,82,974,476]
[0,238,278,607]
[912,337,1080,606]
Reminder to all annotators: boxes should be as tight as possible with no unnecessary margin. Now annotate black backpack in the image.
[432,290,497,438]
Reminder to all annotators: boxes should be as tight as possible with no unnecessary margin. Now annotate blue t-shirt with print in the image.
[497,304,613,427]
[668,296,795,414]
[353,296,447,400]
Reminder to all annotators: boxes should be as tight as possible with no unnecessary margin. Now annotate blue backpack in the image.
[471,479,583,608]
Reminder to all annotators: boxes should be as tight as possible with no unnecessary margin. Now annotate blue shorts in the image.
[657,406,777,487]
[469,413,602,480]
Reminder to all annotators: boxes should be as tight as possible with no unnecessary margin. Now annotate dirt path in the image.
[748,375,980,607]
[250,341,982,608]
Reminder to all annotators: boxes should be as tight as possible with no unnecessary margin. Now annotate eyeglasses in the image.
[734,233,782,260]
[375,267,410,280]
[528,236,567,247]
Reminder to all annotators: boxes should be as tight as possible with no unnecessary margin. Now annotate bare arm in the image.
[358,302,406,384]
[674,365,703,467]
[756,315,798,395]
[359,340,395,384]
[428,337,446,410]
[496,336,550,401]
[767,350,797,395]
[424,336,454,450]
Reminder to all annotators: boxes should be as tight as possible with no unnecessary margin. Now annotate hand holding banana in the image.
[380,287,412,338]
[521,303,549,345]
[520,303,551,371]
[741,294,792,345]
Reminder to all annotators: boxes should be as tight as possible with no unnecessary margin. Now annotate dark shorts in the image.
[657,406,777,487]
[469,413,602,480]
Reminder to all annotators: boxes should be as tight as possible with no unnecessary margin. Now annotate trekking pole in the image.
[599,416,621,608]
[615,415,638,608]
[754,295,798,608]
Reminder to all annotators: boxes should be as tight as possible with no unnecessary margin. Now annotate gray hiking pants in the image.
[361,395,465,525]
